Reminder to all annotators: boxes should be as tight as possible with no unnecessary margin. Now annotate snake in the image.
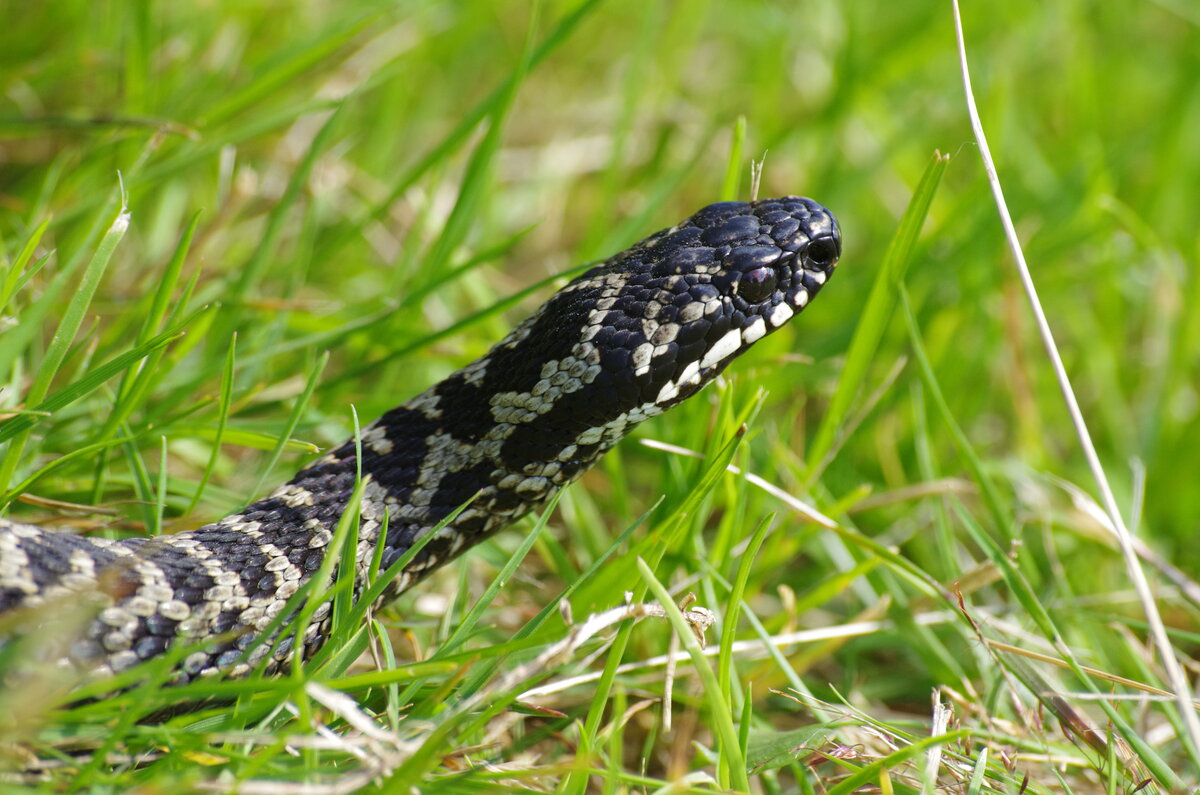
[0,196,841,682]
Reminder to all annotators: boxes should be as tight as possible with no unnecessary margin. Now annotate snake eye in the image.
[735,267,778,303]
[804,236,840,269]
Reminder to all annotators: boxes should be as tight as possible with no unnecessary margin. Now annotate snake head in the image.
[575,195,842,416]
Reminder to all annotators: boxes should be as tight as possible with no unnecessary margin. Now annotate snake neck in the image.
[267,361,654,597]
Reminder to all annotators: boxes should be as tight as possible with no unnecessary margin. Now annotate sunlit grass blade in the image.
[0,206,130,489]
[637,556,749,791]
[805,151,949,481]
[247,351,329,502]
[166,425,318,454]
[0,305,207,446]
[0,218,51,316]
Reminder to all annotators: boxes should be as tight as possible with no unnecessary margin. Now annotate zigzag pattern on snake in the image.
[0,196,841,682]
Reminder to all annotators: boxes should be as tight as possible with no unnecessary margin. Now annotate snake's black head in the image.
[571,195,841,416]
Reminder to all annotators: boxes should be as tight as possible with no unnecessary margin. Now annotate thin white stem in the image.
[639,438,837,528]
[519,610,959,700]
[950,0,1200,762]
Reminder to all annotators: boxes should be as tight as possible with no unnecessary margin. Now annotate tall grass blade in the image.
[805,152,948,481]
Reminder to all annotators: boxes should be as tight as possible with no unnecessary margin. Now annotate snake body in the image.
[0,196,841,681]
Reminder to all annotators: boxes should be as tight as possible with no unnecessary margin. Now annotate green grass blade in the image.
[0,206,130,489]
[153,435,168,535]
[437,493,562,658]
[328,262,592,386]
[186,332,237,515]
[805,151,949,480]
[965,747,987,795]
[0,217,51,315]
[637,556,749,791]
[720,115,747,201]
[454,500,660,703]
[230,103,346,302]
[1,434,135,506]
[825,730,970,795]
[717,511,772,700]
[199,13,379,127]
[289,479,364,676]
[137,210,200,345]
[0,306,205,445]
[411,16,531,299]
[247,350,329,502]
[344,0,606,245]
[332,408,363,632]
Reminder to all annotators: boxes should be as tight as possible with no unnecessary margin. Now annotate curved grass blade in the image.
[0,305,208,446]
[805,151,949,482]
[638,556,749,791]
[0,207,130,490]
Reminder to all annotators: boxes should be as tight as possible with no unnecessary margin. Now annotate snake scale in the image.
[0,196,841,682]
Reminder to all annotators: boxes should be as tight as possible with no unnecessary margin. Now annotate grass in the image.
[1,0,1198,791]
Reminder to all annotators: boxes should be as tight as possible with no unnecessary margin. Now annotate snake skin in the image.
[0,196,841,681]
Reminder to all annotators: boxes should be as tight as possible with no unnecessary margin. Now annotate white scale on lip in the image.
[654,358,704,405]
[769,301,794,326]
[741,316,766,344]
[660,290,814,404]
[699,329,742,369]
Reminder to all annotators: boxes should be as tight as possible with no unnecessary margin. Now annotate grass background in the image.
[1,0,1198,791]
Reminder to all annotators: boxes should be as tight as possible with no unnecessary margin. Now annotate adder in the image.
[0,196,841,682]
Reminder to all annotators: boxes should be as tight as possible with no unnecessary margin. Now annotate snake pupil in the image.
[736,267,778,304]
